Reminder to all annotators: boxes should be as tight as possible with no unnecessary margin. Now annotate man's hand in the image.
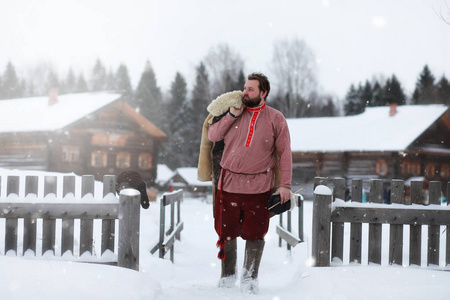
[230,105,244,117]
[277,186,291,203]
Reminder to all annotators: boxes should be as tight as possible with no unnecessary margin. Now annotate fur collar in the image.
[207,90,243,116]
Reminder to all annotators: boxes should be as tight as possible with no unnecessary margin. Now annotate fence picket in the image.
[42,176,57,255]
[332,178,345,262]
[428,181,441,266]
[62,176,76,255]
[5,176,19,254]
[102,175,116,254]
[80,175,95,256]
[409,180,423,266]
[23,176,38,255]
[447,182,450,267]
[389,179,404,265]
[350,179,362,263]
[368,179,383,264]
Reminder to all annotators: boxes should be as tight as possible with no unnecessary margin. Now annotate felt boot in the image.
[217,238,237,288]
[241,239,265,294]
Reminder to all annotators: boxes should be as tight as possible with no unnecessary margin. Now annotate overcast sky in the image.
[1,0,449,98]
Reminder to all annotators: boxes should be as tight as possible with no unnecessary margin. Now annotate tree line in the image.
[343,65,450,116]
[0,39,449,169]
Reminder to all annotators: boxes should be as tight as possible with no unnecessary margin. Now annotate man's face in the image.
[243,80,266,108]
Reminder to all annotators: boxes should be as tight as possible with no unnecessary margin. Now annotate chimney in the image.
[389,103,397,117]
[48,88,58,106]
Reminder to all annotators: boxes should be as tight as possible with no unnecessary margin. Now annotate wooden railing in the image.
[311,177,450,267]
[0,174,140,271]
[150,189,184,263]
[276,194,304,251]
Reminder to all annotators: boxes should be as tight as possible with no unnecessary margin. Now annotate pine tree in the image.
[106,69,115,90]
[189,62,211,166]
[1,62,22,99]
[135,61,164,129]
[46,70,60,94]
[114,64,133,105]
[91,59,107,91]
[384,75,406,105]
[344,84,365,116]
[75,73,89,93]
[436,75,450,105]
[370,81,385,106]
[361,81,373,107]
[161,72,189,169]
[65,68,76,94]
[412,65,436,104]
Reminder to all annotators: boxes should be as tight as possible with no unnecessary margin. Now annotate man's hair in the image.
[247,72,270,100]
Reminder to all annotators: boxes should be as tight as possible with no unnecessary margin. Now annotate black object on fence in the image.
[150,189,184,263]
[311,177,450,268]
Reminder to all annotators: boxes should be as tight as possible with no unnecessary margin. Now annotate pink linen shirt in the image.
[208,104,292,194]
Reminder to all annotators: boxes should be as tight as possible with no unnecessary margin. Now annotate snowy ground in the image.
[1,171,450,299]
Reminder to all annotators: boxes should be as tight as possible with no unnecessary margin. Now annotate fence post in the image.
[311,185,332,267]
[332,178,345,262]
[118,189,140,271]
[428,181,441,266]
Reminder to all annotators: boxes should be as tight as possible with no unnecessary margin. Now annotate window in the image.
[138,153,152,169]
[62,146,80,163]
[91,150,107,167]
[440,164,450,179]
[400,160,410,176]
[116,152,130,168]
[425,163,435,177]
[376,159,388,176]
[411,161,421,176]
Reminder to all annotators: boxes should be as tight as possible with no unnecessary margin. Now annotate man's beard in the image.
[242,95,262,108]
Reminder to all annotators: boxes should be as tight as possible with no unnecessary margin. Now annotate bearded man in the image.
[208,72,292,294]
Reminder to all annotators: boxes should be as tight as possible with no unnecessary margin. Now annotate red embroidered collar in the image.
[245,103,266,147]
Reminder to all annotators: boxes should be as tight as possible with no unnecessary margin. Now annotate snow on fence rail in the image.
[150,189,184,263]
[311,177,450,268]
[0,174,140,271]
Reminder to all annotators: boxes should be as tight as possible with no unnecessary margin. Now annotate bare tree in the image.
[437,0,450,24]
[270,38,319,117]
[203,43,245,97]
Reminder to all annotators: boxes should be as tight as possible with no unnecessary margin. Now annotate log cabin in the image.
[287,104,450,199]
[0,90,166,186]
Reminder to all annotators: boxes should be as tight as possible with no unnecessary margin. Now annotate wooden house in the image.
[0,91,166,185]
[166,167,212,197]
[287,104,450,198]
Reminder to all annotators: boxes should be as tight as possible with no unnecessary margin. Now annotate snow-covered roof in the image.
[288,104,448,152]
[175,167,212,187]
[0,91,121,133]
[155,164,175,185]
